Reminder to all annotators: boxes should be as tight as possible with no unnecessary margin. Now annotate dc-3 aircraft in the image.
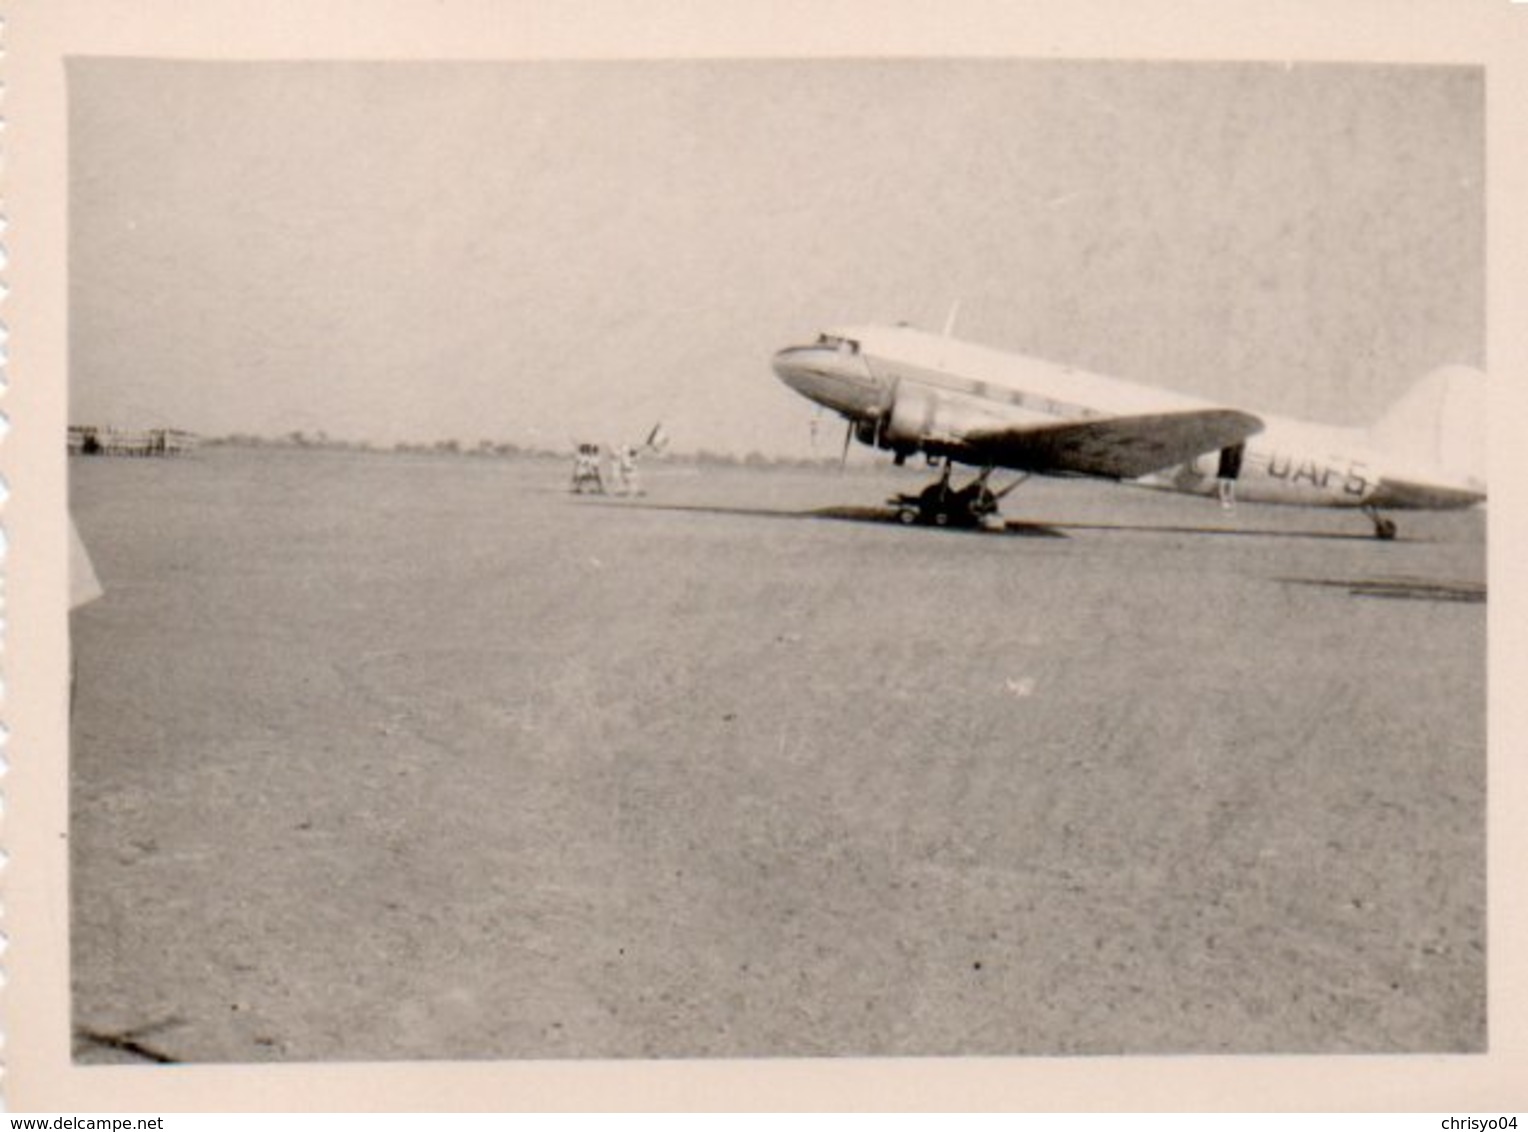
[772,323,1486,539]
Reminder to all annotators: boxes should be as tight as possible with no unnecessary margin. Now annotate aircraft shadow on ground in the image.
[1278,576,1486,603]
[1049,520,1379,542]
[587,500,1070,538]
[812,505,1070,537]
[579,498,1411,543]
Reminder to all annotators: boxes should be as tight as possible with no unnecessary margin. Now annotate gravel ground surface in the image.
[69,447,1486,1062]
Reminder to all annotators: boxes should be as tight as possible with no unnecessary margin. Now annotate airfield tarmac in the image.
[68,447,1486,1062]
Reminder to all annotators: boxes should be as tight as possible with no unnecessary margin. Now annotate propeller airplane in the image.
[772,323,1486,539]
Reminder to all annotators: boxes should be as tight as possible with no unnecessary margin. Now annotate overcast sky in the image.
[68,59,1482,456]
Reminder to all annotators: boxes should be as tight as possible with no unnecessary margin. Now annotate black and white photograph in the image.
[8,0,1528,1113]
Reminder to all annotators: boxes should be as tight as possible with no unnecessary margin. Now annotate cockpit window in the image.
[816,334,860,355]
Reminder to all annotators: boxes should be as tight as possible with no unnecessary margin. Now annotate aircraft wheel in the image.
[1375,518,1398,541]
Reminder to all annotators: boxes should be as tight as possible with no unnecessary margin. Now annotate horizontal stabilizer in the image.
[1365,477,1485,512]
[966,409,1265,480]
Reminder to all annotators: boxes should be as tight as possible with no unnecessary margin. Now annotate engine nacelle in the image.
[883,383,937,444]
[882,382,993,447]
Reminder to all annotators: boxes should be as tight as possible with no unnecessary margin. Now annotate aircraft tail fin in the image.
[1367,365,1487,486]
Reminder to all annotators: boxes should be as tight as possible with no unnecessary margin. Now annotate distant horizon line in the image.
[69,427,863,469]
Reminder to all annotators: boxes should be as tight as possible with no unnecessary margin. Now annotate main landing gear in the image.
[890,463,1028,530]
[1362,504,1398,541]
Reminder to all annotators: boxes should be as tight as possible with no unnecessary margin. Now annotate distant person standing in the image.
[571,443,605,493]
[613,444,643,496]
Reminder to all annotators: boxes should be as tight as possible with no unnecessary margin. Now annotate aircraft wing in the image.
[965,409,1265,480]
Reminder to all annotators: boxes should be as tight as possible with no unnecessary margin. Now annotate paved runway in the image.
[69,447,1486,1062]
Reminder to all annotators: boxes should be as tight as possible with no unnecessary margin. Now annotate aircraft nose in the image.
[772,342,888,419]
[771,346,814,395]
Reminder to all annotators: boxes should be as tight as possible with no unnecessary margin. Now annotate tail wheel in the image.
[1362,504,1398,541]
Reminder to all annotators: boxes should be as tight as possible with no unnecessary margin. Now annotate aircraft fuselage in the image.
[772,324,1485,515]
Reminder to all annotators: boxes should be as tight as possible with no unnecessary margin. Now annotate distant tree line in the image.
[204,431,847,469]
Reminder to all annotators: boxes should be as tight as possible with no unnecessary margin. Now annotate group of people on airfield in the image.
[571,441,645,496]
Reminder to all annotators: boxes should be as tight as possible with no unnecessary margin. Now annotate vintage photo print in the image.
[5,0,1527,1112]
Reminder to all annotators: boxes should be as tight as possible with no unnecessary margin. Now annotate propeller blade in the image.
[840,424,854,467]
